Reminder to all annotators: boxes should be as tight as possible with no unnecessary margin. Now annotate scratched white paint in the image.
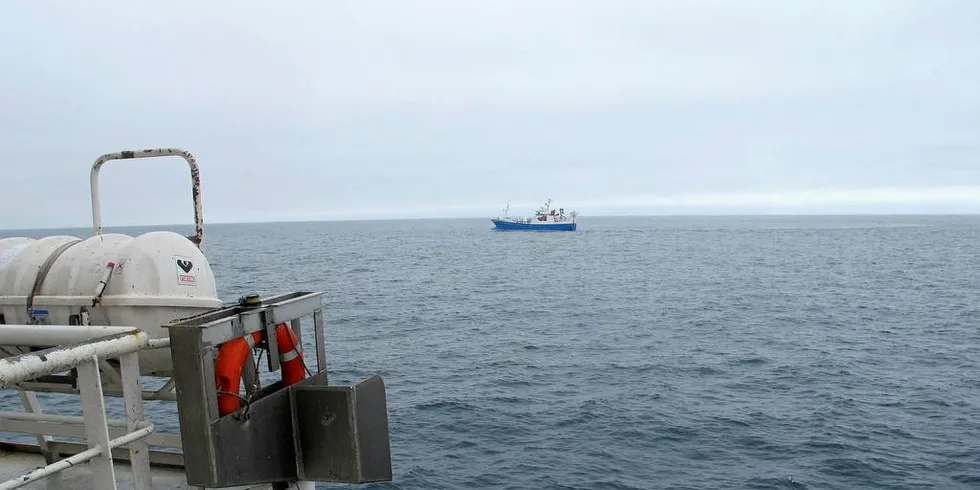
[0,325,140,347]
[0,331,148,387]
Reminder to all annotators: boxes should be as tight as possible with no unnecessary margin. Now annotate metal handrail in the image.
[0,325,140,349]
[0,425,155,490]
[0,329,148,387]
[0,325,155,489]
[89,148,204,251]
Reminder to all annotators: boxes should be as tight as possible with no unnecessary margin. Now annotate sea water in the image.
[2,215,978,489]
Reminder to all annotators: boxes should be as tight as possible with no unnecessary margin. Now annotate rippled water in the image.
[3,215,980,489]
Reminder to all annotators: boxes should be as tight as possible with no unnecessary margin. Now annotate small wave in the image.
[489,396,526,404]
[715,416,751,428]
[497,379,537,388]
[555,411,600,427]
[605,362,660,373]
[655,425,700,442]
[952,474,980,485]
[805,440,857,451]
[414,400,477,412]
[732,357,769,365]
[744,476,811,489]
[696,366,724,375]
[818,457,878,479]
[451,439,478,449]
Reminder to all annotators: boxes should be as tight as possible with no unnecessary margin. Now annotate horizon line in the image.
[4,211,980,233]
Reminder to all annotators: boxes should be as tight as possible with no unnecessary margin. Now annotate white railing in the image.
[0,325,154,490]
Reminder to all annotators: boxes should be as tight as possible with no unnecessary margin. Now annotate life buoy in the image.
[215,322,307,416]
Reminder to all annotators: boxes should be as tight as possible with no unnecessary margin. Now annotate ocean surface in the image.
[2,215,980,489]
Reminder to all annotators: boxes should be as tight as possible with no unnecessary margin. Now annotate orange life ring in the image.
[215,322,307,416]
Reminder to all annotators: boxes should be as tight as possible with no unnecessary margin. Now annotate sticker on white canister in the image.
[174,255,197,286]
[31,309,50,325]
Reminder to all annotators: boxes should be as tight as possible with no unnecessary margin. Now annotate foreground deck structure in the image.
[0,149,392,489]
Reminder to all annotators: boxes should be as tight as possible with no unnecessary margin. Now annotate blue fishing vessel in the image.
[491,199,578,231]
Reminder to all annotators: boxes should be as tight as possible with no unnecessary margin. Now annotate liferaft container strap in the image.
[26,239,82,324]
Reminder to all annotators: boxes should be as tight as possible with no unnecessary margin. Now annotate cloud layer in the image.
[1,1,978,228]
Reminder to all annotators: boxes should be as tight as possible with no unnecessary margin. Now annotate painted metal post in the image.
[17,391,55,463]
[242,350,260,396]
[76,356,116,490]
[17,390,65,489]
[313,309,327,374]
[120,352,151,489]
[290,318,303,351]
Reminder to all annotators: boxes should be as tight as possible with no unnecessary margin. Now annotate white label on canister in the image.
[174,255,197,286]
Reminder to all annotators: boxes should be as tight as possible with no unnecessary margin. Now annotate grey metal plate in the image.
[353,376,392,481]
[292,375,392,483]
[207,385,297,487]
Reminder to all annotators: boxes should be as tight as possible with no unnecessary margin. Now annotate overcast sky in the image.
[1,0,978,229]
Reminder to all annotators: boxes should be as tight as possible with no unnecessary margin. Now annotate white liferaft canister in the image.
[0,231,223,376]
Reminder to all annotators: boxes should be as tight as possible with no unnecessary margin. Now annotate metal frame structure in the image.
[90,148,205,251]
[167,291,391,488]
[0,292,394,489]
[0,326,154,490]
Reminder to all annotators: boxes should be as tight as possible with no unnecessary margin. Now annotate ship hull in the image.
[491,219,577,231]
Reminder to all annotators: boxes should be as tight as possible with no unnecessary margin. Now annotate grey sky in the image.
[1,0,978,229]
